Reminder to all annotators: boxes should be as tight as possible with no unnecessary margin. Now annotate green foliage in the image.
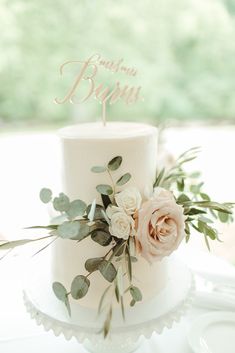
[130,286,142,302]
[108,156,122,171]
[116,173,131,186]
[91,230,112,246]
[91,166,106,173]
[52,282,71,316]
[85,257,104,272]
[39,188,52,203]
[96,184,113,195]
[99,260,117,282]
[53,193,70,212]
[66,200,87,219]
[71,275,90,299]
[57,221,80,239]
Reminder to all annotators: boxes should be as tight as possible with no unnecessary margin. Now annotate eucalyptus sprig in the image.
[155,147,234,250]
[92,156,132,199]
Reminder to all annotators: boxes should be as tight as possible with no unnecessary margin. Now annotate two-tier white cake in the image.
[51,121,168,308]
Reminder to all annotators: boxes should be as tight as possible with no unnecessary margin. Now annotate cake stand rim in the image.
[23,260,195,343]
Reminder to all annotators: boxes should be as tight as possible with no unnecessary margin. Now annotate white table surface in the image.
[0,248,234,353]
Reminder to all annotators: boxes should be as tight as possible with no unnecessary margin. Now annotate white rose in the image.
[109,211,135,240]
[115,187,142,215]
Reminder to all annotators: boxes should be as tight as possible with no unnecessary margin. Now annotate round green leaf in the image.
[57,221,80,239]
[130,286,142,302]
[71,222,90,241]
[91,230,112,246]
[86,204,105,220]
[53,193,70,212]
[108,156,122,171]
[52,282,67,301]
[71,275,90,299]
[85,257,104,272]
[91,166,106,173]
[96,184,113,195]
[116,173,131,186]
[99,260,117,283]
[66,199,87,219]
[40,188,52,203]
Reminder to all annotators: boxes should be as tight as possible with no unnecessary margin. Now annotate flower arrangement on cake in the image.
[0,55,234,338]
[0,145,233,337]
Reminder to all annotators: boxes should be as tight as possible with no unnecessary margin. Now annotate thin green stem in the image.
[107,169,116,195]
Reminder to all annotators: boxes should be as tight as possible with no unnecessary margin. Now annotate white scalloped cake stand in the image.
[23,257,194,353]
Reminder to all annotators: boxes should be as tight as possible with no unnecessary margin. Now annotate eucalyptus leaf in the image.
[130,286,142,302]
[52,281,67,301]
[108,156,122,171]
[85,257,104,272]
[91,166,106,173]
[71,222,90,241]
[112,241,125,256]
[53,193,70,212]
[86,203,105,220]
[40,188,52,203]
[91,230,112,246]
[57,221,80,239]
[96,184,113,196]
[71,275,90,299]
[99,260,117,282]
[116,173,131,186]
[66,199,87,219]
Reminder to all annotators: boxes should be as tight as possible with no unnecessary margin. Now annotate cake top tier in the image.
[59,121,157,140]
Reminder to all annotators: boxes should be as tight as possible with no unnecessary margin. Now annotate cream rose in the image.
[109,209,135,240]
[136,187,186,262]
[115,187,142,215]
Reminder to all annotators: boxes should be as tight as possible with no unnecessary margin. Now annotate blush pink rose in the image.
[135,187,186,263]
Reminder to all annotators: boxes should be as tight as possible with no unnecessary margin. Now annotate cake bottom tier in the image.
[51,238,168,308]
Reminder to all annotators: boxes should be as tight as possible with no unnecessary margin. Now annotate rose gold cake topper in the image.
[54,54,142,126]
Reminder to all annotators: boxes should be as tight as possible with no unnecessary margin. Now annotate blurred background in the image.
[0,0,235,264]
[1,0,235,129]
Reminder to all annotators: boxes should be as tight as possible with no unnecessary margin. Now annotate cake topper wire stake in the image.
[102,101,107,127]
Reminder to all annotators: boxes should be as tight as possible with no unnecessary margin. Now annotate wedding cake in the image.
[51,121,168,308]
